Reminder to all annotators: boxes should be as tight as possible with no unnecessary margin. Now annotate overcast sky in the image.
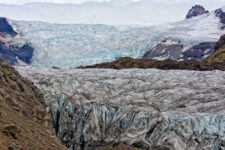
[0,0,224,5]
[0,0,225,25]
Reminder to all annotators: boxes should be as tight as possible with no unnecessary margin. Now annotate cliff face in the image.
[186,5,209,19]
[0,17,34,65]
[0,17,17,36]
[0,58,66,150]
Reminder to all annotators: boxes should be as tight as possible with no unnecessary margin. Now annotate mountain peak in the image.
[186,5,209,19]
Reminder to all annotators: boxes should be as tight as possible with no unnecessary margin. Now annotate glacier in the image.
[9,11,225,68]
[16,66,225,150]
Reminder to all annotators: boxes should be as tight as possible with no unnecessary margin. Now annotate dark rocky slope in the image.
[0,17,34,65]
[0,58,66,150]
[0,17,17,36]
[142,40,216,61]
[186,5,209,19]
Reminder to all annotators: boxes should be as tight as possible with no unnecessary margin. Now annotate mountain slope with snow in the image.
[8,8,225,68]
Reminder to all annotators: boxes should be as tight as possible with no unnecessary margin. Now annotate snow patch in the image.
[162,39,179,46]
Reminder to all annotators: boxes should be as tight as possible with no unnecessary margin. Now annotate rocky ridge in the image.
[0,58,66,150]
[186,5,209,19]
[79,57,215,71]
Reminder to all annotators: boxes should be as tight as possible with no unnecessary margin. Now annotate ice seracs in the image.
[16,66,225,150]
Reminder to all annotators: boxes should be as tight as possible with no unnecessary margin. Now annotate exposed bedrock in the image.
[181,42,216,60]
[17,67,225,150]
[142,40,216,61]
[186,5,209,19]
[142,40,184,60]
[0,42,34,65]
[215,8,225,29]
[0,17,17,36]
[0,17,34,65]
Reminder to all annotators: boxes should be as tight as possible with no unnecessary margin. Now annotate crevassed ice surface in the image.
[16,67,225,150]
[10,12,225,68]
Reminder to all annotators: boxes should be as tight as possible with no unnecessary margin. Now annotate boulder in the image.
[2,124,20,139]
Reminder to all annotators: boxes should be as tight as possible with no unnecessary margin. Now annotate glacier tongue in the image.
[10,11,225,68]
[16,67,225,150]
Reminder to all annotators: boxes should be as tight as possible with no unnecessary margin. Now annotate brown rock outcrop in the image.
[0,58,66,150]
[79,57,215,71]
[2,124,20,139]
[214,34,225,51]
[206,34,225,70]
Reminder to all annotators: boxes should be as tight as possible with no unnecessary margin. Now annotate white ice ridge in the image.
[16,66,225,150]
[10,11,225,68]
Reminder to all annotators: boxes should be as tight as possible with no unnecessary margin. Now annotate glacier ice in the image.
[222,6,225,12]
[16,66,225,150]
[9,11,225,68]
